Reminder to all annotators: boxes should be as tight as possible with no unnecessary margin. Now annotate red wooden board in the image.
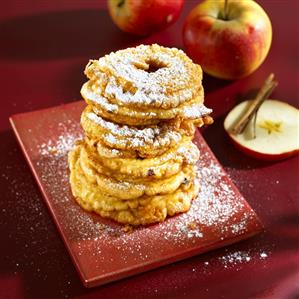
[10,101,262,287]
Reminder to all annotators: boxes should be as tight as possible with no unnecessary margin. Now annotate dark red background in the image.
[0,1,298,299]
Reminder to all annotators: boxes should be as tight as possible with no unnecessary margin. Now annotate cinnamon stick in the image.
[223,0,229,20]
[231,73,278,135]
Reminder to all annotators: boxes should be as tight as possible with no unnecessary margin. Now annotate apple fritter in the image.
[70,158,200,226]
[82,81,210,126]
[84,44,202,109]
[68,44,213,226]
[69,143,197,199]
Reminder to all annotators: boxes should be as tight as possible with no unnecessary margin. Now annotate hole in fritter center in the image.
[145,58,167,73]
[134,58,167,73]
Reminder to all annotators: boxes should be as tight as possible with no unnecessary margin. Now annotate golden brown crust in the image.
[68,44,212,226]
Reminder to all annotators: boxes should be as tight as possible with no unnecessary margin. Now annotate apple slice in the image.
[224,100,299,160]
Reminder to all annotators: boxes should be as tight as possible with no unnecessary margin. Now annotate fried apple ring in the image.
[70,142,197,198]
[95,138,199,179]
[77,139,178,182]
[81,105,182,158]
[84,44,202,109]
[82,81,211,126]
[70,158,200,226]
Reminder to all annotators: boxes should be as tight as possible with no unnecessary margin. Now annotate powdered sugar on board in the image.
[37,121,82,157]
[32,119,261,271]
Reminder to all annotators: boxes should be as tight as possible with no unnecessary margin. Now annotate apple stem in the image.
[117,0,125,8]
[224,0,229,20]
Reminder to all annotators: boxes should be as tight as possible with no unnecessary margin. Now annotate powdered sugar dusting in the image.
[34,124,260,268]
[182,104,212,119]
[90,44,201,108]
[38,135,77,157]
[219,250,252,265]
[211,248,270,272]
[87,111,182,148]
[37,122,81,157]
[82,83,118,113]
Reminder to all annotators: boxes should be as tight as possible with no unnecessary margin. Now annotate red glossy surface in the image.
[0,1,299,298]
[10,101,262,288]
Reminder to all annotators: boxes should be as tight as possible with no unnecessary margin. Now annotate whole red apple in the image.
[108,0,184,36]
[183,0,272,79]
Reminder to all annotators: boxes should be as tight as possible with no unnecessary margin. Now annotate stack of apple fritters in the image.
[68,44,213,226]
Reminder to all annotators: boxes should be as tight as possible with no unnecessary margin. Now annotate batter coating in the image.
[84,44,202,109]
[68,44,213,225]
[82,81,211,126]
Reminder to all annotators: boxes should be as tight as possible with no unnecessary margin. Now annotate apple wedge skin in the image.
[227,132,299,161]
